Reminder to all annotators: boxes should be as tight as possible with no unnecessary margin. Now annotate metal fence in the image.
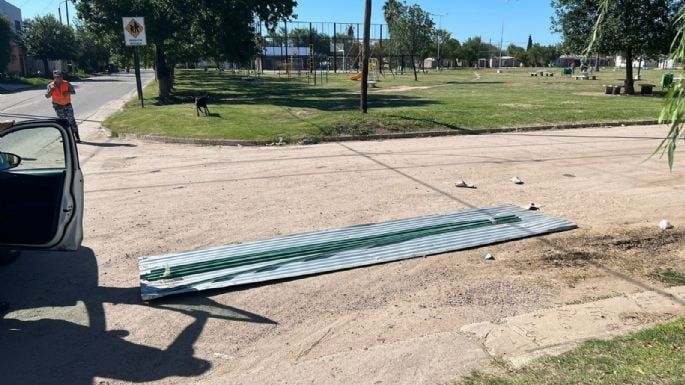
[256,20,408,74]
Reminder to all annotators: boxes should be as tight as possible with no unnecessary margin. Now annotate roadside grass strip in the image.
[459,317,685,385]
[139,205,576,300]
[106,68,666,142]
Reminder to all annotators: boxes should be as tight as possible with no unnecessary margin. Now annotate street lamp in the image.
[429,12,447,70]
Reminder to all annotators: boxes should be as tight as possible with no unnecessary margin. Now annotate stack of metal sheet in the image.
[139,205,576,300]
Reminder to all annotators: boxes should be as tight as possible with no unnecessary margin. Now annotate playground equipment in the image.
[349,58,380,82]
[349,72,363,81]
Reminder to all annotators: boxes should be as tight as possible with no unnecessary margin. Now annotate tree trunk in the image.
[156,46,172,99]
[360,0,372,114]
[624,48,634,95]
[411,55,417,81]
[42,58,49,78]
[595,52,600,72]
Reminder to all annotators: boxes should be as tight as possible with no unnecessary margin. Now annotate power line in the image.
[40,0,58,14]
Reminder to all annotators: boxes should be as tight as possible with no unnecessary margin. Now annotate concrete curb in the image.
[461,285,685,367]
[105,119,663,147]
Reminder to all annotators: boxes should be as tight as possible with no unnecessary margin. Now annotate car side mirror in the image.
[0,152,21,171]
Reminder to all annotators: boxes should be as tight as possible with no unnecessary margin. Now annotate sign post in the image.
[123,17,147,108]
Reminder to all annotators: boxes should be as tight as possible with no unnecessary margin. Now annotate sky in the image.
[13,0,561,48]
[290,0,561,47]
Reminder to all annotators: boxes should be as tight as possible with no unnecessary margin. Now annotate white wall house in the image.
[614,55,660,69]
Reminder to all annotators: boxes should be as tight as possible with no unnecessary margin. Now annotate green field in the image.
[459,317,685,385]
[105,67,669,141]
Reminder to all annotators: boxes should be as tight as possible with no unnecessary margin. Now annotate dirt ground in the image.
[3,124,685,385]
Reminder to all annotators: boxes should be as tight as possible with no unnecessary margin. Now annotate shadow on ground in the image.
[79,141,138,148]
[0,247,275,385]
[155,71,441,111]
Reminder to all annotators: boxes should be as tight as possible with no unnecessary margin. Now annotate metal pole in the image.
[58,7,62,24]
[309,22,314,75]
[284,20,289,76]
[134,47,144,108]
[361,0,372,113]
[333,23,338,73]
[66,1,69,27]
[499,23,503,70]
[429,13,446,70]
[379,24,383,75]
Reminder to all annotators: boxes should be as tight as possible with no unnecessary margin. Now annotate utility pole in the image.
[59,0,70,27]
[499,22,504,70]
[361,0,372,113]
[429,13,446,70]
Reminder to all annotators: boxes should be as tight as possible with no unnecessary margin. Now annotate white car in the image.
[0,119,83,264]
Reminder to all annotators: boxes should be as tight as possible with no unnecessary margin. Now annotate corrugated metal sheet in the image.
[139,205,576,300]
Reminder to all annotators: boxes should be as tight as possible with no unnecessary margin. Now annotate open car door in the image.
[0,119,83,251]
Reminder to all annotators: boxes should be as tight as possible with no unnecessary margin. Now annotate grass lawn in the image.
[106,67,669,141]
[460,317,685,385]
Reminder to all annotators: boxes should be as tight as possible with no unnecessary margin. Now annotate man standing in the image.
[45,70,81,142]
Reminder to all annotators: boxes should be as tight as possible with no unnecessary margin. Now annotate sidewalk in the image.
[0,83,31,92]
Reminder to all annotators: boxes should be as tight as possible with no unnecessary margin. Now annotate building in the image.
[490,56,520,68]
[556,54,613,68]
[0,0,26,76]
[262,46,312,71]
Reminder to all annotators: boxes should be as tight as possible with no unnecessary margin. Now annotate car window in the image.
[0,126,66,170]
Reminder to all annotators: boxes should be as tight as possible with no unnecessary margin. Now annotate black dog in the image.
[195,96,209,116]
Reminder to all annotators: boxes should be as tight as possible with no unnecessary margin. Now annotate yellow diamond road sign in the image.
[123,17,147,46]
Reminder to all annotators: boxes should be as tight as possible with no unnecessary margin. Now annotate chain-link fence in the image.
[256,20,413,74]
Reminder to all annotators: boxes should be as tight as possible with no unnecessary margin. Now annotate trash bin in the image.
[661,73,674,88]
[604,85,613,94]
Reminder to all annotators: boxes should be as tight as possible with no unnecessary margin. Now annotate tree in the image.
[432,28,451,65]
[459,36,482,67]
[22,15,77,77]
[552,0,681,94]
[658,4,685,168]
[440,38,461,67]
[281,28,331,55]
[76,0,296,98]
[383,1,435,80]
[507,43,527,66]
[74,22,120,73]
[0,16,12,74]
[527,34,533,51]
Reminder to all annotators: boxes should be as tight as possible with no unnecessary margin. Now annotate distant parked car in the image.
[0,119,83,264]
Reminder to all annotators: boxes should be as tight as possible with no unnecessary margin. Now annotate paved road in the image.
[0,71,154,124]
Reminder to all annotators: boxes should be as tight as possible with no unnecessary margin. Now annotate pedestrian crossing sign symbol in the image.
[123,17,147,46]
[126,19,143,38]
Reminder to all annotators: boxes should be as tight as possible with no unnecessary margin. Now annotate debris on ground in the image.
[511,176,524,185]
[455,179,477,189]
[139,205,576,300]
[525,203,540,211]
[298,138,317,145]
[659,219,674,230]
[484,253,496,261]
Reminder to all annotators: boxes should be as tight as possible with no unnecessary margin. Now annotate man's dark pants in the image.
[53,103,80,141]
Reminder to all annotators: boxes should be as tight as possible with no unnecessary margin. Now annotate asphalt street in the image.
[0,71,154,124]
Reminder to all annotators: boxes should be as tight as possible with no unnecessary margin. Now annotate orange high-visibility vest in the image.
[50,81,72,106]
